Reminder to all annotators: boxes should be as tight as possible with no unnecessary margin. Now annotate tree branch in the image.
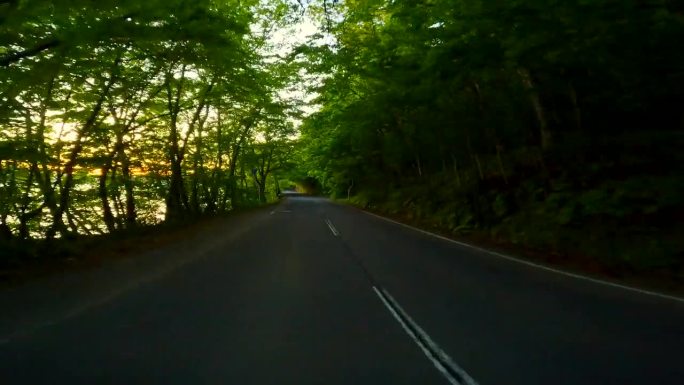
[0,39,60,66]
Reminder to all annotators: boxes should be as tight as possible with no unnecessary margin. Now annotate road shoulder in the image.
[337,200,684,302]
[0,204,277,343]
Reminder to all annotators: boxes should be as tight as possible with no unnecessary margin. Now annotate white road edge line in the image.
[364,211,684,304]
[325,219,340,236]
[373,286,478,385]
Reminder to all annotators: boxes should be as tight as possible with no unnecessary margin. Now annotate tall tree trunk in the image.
[228,110,260,209]
[257,178,267,203]
[473,154,484,181]
[568,81,582,131]
[228,158,240,209]
[166,159,187,220]
[450,153,462,187]
[112,182,125,229]
[415,154,423,178]
[496,145,508,185]
[190,104,210,214]
[98,160,116,233]
[65,208,80,234]
[473,80,508,184]
[176,79,213,215]
[121,154,136,227]
[33,69,60,238]
[463,123,482,181]
[347,179,354,200]
[190,154,202,213]
[165,65,188,221]
[518,67,552,150]
[106,86,153,229]
[47,54,120,239]
[257,149,273,204]
[18,164,37,239]
[274,174,281,197]
[1,161,17,239]
[207,114,224,213]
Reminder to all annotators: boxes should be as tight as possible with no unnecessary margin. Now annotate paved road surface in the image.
[1,196,682,384]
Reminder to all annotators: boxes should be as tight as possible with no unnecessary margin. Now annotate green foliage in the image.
[0,0,302,242]
[296,0,684,272]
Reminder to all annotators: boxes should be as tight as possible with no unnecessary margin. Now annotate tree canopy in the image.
[296,0,684,270]
[1,0,683,272]
[0,0,301,240]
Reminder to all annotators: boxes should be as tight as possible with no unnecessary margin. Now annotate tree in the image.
[0,0,301,240]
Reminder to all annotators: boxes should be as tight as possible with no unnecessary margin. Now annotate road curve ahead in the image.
[1,196,683,384]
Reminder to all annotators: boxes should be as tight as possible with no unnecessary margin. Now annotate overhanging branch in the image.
[0,39,60,66]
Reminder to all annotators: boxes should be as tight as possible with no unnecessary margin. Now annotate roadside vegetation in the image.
[296,1,684,279]
[0,1,303,267]
[2,1,683,285]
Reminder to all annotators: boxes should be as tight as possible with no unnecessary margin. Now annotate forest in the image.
[0,0,300,251]
[2,1,684,278]
[296,0,684,276]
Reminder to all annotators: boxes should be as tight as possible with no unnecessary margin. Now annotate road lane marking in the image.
[363,211,684,304]
[325,219,340,236]
[373,286,478,385]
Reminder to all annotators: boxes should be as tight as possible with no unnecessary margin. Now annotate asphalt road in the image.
[1,195,683,384]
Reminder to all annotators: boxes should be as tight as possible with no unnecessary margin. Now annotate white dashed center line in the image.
[324,219,340,236]
[373,286,479,385]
